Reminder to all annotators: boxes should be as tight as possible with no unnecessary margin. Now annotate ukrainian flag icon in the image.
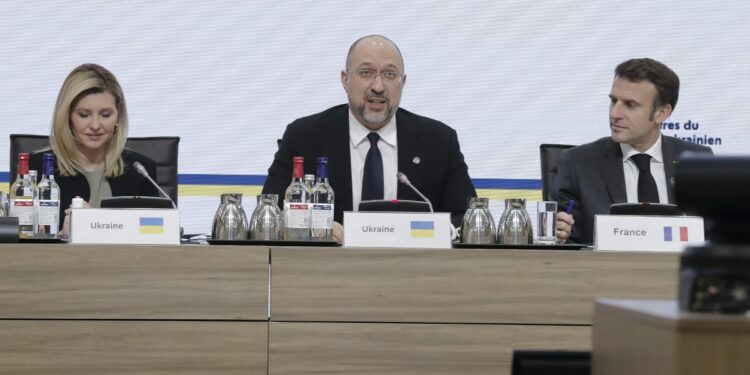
[140,217,164,234]
[410,221,434,238]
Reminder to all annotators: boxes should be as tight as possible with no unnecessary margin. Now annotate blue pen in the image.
[565,199,574,214]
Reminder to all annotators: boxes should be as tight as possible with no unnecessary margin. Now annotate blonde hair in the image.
[50,63,128,177]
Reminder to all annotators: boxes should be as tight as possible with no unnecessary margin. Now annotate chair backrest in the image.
[9,134,180,204]
[539,143,575,201]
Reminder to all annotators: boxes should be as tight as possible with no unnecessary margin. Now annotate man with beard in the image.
[262,35,476,241]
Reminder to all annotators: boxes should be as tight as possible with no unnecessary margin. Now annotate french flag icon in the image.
[664,226,689,242]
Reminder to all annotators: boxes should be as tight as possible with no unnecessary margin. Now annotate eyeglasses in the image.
[349,69,404,83]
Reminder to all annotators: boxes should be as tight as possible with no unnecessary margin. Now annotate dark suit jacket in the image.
[262,104,477,227]
[551,135,713,244]
[30,149,159,228]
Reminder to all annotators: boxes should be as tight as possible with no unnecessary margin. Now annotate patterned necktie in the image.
[361,132,384,201]
[631,153,659,203]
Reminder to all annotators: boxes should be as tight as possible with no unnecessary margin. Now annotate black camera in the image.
[675,153,750,313]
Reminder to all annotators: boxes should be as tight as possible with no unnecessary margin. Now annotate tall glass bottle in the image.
[35,153,61,237]
[10,153,35,236]
[29,170,39,188]
[311,157,335,240]
[0,192,8,217]
[303,174,315,192]
[29,169,40,233]
[283,156,311,240]
[0,192,9,217]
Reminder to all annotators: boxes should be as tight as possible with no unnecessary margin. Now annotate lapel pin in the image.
[412,156,421,165]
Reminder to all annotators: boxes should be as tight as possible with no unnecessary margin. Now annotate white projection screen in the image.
[2,0,748,233]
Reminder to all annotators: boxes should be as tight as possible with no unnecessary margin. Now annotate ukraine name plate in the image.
[343,211,452,249]
[70,208,180,245]
[594,214,704,252]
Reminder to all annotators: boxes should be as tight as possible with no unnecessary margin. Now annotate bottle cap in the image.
[71,197,85,209]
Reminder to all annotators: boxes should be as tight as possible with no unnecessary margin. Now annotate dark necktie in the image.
[361,132,384,201]
[631,153,659,203]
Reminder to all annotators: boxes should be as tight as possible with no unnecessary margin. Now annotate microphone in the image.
[397,172,433,212]
[133,161,177,209]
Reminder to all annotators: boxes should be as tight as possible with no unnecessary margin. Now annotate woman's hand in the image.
[58,197,91,238]
[332,221,344,243]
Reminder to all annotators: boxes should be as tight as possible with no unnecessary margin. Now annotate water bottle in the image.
[311,157,334,240]
[211,193,249,240]
[497,198,533,245]
[283,156,311,240]
[35,152,61,237]
[0,192,8,217]
[10,153,35,236]
[249,194,282,240]
[461,197,496,244]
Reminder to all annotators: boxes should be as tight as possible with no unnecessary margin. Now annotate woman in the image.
[30,63,158,234]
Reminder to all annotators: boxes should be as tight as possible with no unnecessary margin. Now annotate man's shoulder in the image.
[287,104,348,130]
[397,107,451,129]
[563,136,613,159]
[663,135,713,153]
[396,107,457,141]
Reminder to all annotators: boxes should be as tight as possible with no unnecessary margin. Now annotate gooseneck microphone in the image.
[133,161,177,209]
[397,172,433,212]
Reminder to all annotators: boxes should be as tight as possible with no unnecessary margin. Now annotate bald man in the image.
[262,35,476,236]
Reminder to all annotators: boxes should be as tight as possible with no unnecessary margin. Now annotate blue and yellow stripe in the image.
[410,220,435,238]
[139,217,164,234]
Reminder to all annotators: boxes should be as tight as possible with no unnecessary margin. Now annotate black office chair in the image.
[9,134,180,204]
[539,144,575,201]
[512,350,591,375]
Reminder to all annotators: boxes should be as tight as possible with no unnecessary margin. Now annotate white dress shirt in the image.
[349,110,398,211]
[620,135,669,203]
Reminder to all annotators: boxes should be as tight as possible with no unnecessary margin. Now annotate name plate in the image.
[70,208,180,245]
[344,212,452,249]
[594,214,704,252]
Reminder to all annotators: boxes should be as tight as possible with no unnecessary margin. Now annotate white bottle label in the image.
[310,204,333,229]
[284,203,310,229]
[38,200,60,232]
[11,199,34,225]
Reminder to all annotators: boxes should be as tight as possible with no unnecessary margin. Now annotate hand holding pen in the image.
[555,199,575,243]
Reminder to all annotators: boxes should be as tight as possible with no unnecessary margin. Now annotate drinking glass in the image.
[536,201,557,245]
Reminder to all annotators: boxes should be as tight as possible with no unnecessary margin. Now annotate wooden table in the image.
[0,244,681,374]
[0,243,269,374]
[593,299,750,375]
[269,247,679,374]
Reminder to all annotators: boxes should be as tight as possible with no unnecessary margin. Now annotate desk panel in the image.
[593,300,750,375]
[0,244,268,320]
[269,322,589,375]
[271,247,678,324]
[0,320,267,374]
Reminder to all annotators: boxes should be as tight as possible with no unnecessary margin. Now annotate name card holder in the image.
[344,211,452,249]
[70,208,180,245]
[594,214,704,252]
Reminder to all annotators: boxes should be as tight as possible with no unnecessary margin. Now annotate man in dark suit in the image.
[262,35,476,240]
[552,58,712,244]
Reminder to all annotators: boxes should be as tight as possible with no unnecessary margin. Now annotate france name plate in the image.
[594,214,704,252]
[343,211,452,249]
[70,208,180,245]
